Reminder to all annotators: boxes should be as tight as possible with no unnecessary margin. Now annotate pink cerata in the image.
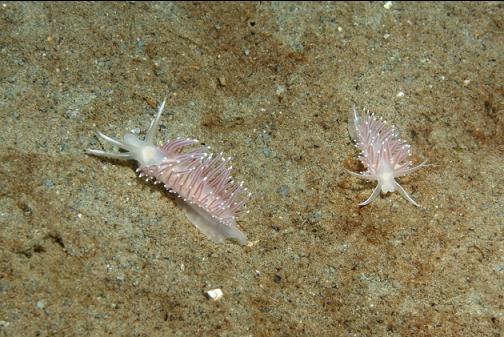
[87,99,251,245]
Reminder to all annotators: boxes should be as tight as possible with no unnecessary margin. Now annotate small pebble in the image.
[277,185,289,197]
[308,210,322,224]
[65,109,79,119]
[36,300,46,309]
[206,288,223,301]
[43,178,54,188]
[276,85,285,96]
[263,145,271,158]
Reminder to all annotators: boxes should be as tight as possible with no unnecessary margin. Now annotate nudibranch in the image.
[87,100,251,244]
[347,106,428,206]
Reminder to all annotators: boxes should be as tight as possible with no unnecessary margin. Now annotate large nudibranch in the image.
[87,100,251,244]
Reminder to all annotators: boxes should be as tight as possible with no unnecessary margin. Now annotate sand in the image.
[1,2,503,336]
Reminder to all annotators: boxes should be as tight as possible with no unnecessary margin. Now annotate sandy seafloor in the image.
[0,2,503,336]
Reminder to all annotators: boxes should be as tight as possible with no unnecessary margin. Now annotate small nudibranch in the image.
[86,99,251,244]
[347,106,428,206]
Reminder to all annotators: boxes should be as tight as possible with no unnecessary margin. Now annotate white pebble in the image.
[384,1,393,9]
[36,300,46,309]
[206,288,223,301]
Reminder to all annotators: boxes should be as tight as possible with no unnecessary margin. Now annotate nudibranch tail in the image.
[347,105,360,142]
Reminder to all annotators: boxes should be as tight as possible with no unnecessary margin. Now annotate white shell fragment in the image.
[205,288,224,301]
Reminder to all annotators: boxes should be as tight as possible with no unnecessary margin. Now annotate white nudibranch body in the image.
[86,99,250,245]
[347,106,428,206]
[376,158,396,193]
